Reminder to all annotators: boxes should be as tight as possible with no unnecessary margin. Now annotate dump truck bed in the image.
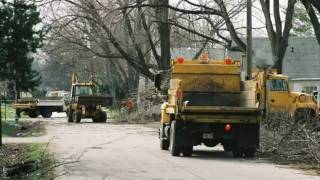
[37,100,65,107]
[14,98,37,109]
[180,106,259,123]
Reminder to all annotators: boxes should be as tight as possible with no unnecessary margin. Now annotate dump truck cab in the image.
[268,74,317,117]
[15,92,38,118]
[255,71,318,118]
[157,57,260,157]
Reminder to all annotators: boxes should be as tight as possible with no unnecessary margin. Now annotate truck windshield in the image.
[269,79,288,91]
[75,86,95,96]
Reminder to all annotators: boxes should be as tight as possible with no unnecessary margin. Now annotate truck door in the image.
[267,79,293,113]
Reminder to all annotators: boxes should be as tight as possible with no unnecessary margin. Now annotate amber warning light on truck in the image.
[225,58,233,65]
[177,56,185,64]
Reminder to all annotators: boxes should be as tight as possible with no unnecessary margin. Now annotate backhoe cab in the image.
[67,72,113,123]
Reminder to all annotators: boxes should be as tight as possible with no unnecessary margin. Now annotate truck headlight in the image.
[299,94,306,102]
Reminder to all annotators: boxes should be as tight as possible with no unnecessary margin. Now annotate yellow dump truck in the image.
[156,57,260,157]
[15,91,68,118]
[254,70,318,118]
[156,57,318,158]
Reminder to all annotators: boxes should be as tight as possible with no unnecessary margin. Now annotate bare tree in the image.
[301,0,320,45]
[44,0,269,95]
[46,0,155,80]
[259,0,297,73]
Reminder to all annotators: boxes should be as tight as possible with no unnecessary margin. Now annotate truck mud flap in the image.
[175,122,196,146]
[235,124,259,148]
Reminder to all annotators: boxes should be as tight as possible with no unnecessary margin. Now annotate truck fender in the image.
[161,102,170,124]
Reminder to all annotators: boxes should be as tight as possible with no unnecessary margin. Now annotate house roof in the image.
[154,37,320,80]
[228,37,320,79]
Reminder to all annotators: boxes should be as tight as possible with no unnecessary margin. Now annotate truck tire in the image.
[160,124,169,150]
[41,110,52,118]
[67,110,73,123]
[67,106,73,123]
[170,120,181,156]
[73,111,81,123]
[100,111,107,123]
[92,111,107,123]
[182,146,193,157]
[28,110,38,118]
[223,145,232,152]
[16,109,21,118]
[232,148,243,158]
[244,148,255,158]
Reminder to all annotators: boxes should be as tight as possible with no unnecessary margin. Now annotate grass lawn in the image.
[2,121,17,137]
[1,120,45,137]
[1,104,17,137]
[0,143,54,179]
[1,103,44,137]
[1,103,17,120]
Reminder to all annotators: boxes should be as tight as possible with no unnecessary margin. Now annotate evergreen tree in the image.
[0,0,44,95]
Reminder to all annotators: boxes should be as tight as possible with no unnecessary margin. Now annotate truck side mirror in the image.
[154,73,162,90]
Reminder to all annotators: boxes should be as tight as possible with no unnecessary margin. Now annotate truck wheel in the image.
[67,111,73,123]
[223,145,232,152]
[100,111,107,123]
[182,146,193,157]
[16,109,21,118]
[73,111,81,123]
[244,148,255,158]
[28,110,38,118]
[67,106,73,123]
[41,110,52,118]
[232,148,243,158]
[160,124,169,150]
[170,120,181,156]
[92,111,107,123]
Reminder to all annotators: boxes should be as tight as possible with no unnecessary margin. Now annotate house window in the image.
[302,86,317,94]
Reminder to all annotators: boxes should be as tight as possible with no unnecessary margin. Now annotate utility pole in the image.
[246,0,252,80]
[0,99,2,146]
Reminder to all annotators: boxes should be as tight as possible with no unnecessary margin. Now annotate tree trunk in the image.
[260,0,296,73]
[302,0,320,46]
[273,57,283,74]
[155,0,171,71]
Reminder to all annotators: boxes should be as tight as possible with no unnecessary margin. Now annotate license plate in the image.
[202,133,214,139]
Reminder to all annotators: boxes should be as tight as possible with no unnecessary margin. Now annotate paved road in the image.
[4,114,320,180]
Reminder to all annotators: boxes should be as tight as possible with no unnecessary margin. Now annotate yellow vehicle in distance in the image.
[254,70,318,119]
[67,72,113,123]
[15,91,69,118]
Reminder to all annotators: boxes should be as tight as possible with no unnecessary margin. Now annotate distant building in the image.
[228,37,320,106]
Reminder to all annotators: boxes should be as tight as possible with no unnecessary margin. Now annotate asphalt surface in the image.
[3,113,320,180]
